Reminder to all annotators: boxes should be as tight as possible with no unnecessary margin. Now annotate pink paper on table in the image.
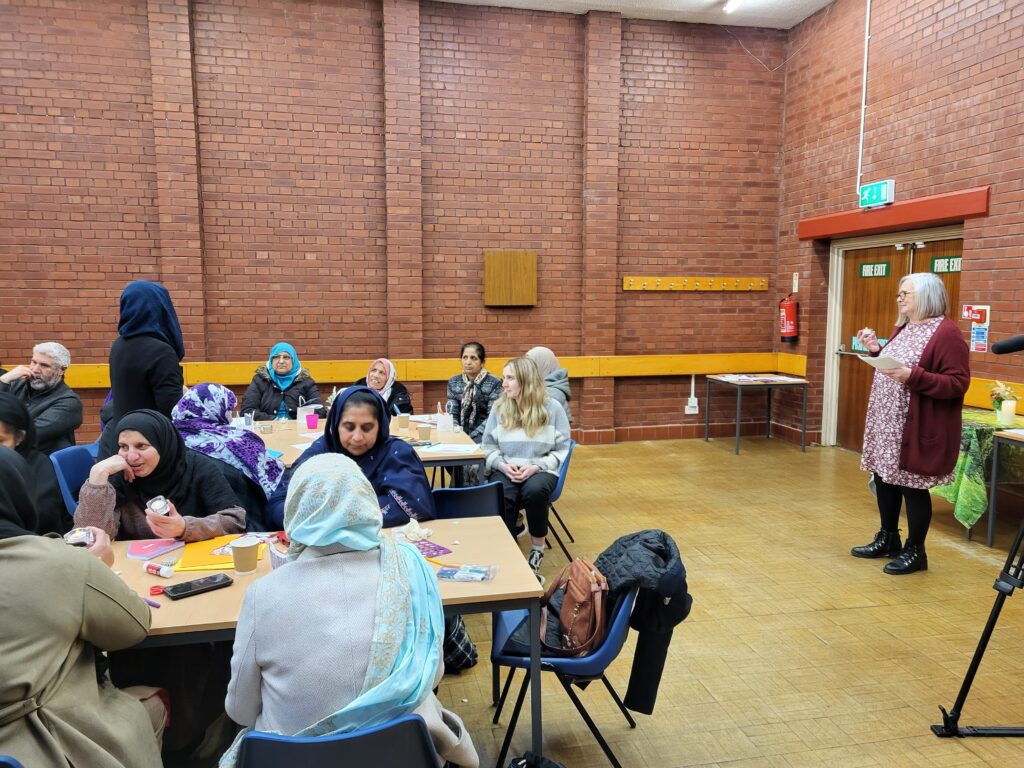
[126,539,185,560]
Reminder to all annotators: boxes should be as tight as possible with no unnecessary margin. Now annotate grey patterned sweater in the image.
[481,398,571,477]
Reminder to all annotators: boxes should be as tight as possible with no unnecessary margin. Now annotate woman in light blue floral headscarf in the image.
[221,454,478,768]
[171,383,283,498]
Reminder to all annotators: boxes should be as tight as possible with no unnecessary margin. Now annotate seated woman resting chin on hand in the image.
[75,409,246,542]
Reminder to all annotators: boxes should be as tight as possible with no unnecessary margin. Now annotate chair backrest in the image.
[432,479,504,519]
[0,756,25,768]
[49,445,96,518]
[238,714,438,768]
[554,586,639,678]
[548,438,576,505]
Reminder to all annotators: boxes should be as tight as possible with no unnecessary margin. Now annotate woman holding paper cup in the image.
[355,358,413,416]
[241,342,323,421]
[266,386,435,528]
[853,273,969,575]
[76,409,246,542]
[221,454,478,768]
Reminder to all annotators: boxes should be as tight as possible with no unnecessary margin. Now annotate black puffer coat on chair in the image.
[594,529,692,714]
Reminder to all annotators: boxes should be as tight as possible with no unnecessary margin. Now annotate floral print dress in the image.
[860,316,954,489]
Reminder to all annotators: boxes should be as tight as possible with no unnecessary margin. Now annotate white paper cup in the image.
[231,536,260,574]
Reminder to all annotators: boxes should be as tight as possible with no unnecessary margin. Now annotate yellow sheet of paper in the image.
[173,534,264,572]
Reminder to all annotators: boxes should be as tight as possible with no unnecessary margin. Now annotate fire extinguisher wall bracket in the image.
[779,294,799,344]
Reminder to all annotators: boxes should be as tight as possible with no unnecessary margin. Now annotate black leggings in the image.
[875,476,933,546]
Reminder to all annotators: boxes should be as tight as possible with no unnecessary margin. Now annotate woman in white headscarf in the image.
[221,453,478,767]
[525,346,572,423]
[355,358,413,416]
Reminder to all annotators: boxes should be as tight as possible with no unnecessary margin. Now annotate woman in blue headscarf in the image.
[100,280,185,457]
[221,454,478,768]
[266,386,435,529]
[240,342,322,421]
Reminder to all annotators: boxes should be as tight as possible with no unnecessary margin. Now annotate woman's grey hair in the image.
[33,342,71,369]
[897,273,948,325]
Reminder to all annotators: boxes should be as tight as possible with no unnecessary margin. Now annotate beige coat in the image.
[0,536,162,767]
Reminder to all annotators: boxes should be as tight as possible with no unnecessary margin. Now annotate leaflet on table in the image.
[857,355,904,370]
[716,374,806,383]
[1000,428,1024,438]
[409,414,439,425]
[291,442,315,451]
[418,443,480,455]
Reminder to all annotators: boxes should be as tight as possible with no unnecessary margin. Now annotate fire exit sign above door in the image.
[858,179,895,208]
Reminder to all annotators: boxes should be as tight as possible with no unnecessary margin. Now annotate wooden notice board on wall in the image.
[484,250,537,306]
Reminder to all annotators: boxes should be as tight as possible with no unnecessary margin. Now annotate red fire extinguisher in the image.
[779,294,798,344]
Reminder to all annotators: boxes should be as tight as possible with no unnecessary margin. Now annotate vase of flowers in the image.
[991,381,1017,427]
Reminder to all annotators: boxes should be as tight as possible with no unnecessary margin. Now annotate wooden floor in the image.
[436,437,1024,767]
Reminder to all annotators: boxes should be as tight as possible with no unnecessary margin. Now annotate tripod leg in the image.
[933,522,1024,737]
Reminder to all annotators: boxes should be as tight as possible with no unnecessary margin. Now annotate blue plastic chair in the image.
[0,757,25,768]
[49,445,96,518]
[490,586,640,768]
[238,713,438,768]
[432,479,504,519]
[544,439,576,561]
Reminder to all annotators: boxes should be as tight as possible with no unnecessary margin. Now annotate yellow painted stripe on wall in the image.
[60,353,804,387]
[35,357,1020,413]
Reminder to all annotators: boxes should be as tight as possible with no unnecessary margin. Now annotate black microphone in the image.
[992,335,1024,355]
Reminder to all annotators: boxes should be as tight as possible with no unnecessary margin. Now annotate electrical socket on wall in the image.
[685,397,699,415]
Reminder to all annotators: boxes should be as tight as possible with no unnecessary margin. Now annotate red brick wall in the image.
[0,0,159,362]
[192,0,388,360]
[419,3,585,361]
[778,0,1024,432]
[619,21,786,356]
[3,0,1022,444]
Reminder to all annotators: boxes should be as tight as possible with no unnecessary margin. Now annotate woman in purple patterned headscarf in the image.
[171,383,284,498]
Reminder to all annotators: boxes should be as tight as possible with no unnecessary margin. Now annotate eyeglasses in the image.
[896,290,914,300]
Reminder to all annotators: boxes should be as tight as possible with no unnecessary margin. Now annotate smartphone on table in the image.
[163,573,234,601]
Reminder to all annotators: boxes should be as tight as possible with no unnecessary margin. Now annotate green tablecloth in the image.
[931,408,1024,529]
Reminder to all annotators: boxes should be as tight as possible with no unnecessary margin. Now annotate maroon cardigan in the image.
[874,317,969,476]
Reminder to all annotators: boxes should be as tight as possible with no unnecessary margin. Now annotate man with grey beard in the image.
[0,342,83,454]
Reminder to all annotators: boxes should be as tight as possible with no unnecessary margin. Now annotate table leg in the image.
[766,388,772,438]
[801,385,808,452]
[987,437,1001,548]
[529,600,542,754]
[735,387,742,455]
[704,378,711,442]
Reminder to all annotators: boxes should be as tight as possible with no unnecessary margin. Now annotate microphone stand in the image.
[933,520,1024,737]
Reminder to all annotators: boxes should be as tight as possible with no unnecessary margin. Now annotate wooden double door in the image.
[835,239,963,451]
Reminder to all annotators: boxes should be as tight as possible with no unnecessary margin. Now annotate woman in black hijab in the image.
[99,280,186,458]
[0,393,68,536]
[76,409,245,541]
[0,445,38,539]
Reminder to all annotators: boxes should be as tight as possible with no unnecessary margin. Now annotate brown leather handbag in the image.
[540,557,609,657]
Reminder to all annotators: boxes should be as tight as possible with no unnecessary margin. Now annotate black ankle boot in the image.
[851,530,902,559]
[884,543,928,574]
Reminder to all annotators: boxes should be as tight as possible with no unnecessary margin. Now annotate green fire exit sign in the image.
[859,179,895,208]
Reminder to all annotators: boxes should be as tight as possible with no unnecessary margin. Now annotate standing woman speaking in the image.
[852,273,969,575]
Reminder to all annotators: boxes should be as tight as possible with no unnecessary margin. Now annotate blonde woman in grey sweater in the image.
[481,357,571,582]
